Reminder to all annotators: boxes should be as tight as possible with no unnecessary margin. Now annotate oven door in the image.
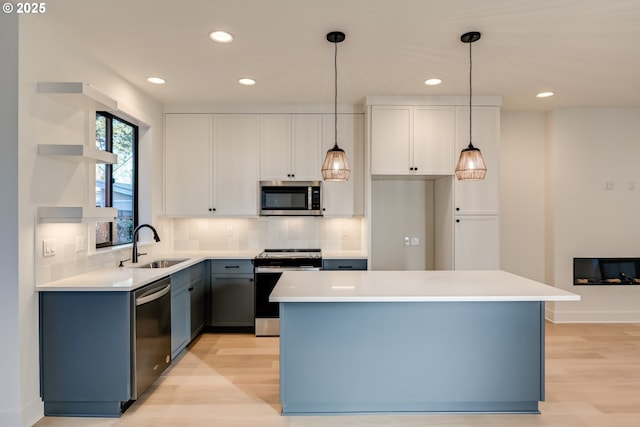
[254,266,321,336]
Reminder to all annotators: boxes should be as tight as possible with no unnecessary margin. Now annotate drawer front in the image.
[323,259,368,271]
[211,259,254,275]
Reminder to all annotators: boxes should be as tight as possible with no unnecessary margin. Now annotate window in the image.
[95,112,138,248]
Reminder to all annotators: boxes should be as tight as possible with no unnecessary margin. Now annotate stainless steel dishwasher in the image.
[132,276,172,399]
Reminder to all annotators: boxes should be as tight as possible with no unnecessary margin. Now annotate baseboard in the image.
[0,397,43,427]
[546,307,640,323]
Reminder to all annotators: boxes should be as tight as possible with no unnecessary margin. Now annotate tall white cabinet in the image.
[367,96,501,271]
[453,106,500,270]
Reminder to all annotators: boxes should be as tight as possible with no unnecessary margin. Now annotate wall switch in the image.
[628,181,635,191]
[43,239,56,257]
[404,236,410,246]
[605,180,615,190]
[411,237,420,246]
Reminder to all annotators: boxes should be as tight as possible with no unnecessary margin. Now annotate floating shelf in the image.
[38,144,117,164]
[38,206,118,223]
[37,82,118,111]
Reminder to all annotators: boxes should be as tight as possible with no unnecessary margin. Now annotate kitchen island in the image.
[270,270,580,415]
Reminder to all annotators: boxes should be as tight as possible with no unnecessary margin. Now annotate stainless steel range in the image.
[254,249,322,336]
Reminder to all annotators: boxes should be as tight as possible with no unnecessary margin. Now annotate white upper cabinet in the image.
[370,105,455,175]
[260,114,322,181]
[413,107,455,175]
[165,114,260,216]
[292,115,323,181]
[322,113,364,216]
[370,106,412,175]
[213,115,260,216]
[260,115,291,180]
[454,106,500,215]
[165,114,213,216]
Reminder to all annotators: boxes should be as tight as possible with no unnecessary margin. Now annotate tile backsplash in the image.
[173,217,364,252]
[36,217,363,285]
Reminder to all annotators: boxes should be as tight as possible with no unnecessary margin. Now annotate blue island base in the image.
[279,301,545,415]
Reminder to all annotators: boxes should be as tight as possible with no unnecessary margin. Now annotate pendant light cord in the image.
[468,38,473,148]
[333,39,339,148]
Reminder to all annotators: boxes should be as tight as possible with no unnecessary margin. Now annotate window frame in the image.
[96,111,139,249]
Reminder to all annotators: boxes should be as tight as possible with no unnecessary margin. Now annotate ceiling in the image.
[42,0,640,111]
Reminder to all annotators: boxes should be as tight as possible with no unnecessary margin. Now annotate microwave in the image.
[260,181,322,216]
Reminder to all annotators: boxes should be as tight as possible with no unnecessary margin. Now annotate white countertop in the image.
[36,249,369,292]
[36,250,259,292]
[270,270,580,302]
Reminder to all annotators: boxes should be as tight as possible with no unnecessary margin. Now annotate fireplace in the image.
[573,257,640,285]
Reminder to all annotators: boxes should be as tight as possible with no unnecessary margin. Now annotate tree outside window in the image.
[96,112,138,247]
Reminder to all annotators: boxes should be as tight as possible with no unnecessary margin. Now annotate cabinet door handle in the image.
[188,287,194,292]
[456,207,460,211]
[456,219,460,223]
[338,265,353,269]
[224,265,240,269]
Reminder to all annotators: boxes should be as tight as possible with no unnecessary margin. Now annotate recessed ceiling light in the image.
[238,78,256,86]
[424,78,443,86]
[209,30,233,43]
[536,91,555,98]
[147,77,166,85]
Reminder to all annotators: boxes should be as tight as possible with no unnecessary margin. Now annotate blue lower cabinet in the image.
[39,291,133,417]
[171,261,208,358]
[323,258,368,271]
[210,259,254,327]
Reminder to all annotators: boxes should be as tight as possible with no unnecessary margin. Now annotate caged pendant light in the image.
[455,31,487,181]
[322,31,350,182]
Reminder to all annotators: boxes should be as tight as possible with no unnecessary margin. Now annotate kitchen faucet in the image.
[132,224,161,263]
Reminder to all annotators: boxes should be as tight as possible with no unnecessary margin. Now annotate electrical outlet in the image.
[411,237,420,246]
[605,180,615,190]
[43,239,56,257]
[226,226,233,237]
[404,236,410,246]
[342,226,349,238]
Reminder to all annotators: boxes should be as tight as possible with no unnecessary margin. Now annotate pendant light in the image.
[322,31,350,181]
[455,31,487,181]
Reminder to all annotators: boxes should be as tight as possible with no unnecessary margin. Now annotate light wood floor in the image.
[34,322,640,427]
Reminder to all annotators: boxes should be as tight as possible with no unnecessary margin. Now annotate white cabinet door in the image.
[260,115,291,180]
[213,115,260,216]
[292,114,323,181]
[454,106,500,214]
[322,114,364,216]
[454,215,500,270]
[413,106,455,175]
[261,114,323,181]
[370,106,412,175]
[165,114,212,216]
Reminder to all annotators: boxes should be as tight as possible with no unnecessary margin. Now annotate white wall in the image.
[0,12,24,427]
[370,179,435,270]
[13,17,164,426]
[547,108,640,322]
[500,112,547,282]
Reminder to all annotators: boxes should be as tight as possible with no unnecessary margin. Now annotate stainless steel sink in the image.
[133,258,189,269]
